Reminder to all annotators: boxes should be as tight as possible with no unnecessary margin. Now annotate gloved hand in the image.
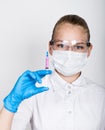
[3,69,52,113]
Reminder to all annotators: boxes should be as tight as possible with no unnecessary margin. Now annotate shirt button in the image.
[68,91,71,94]
[68,110,72,114]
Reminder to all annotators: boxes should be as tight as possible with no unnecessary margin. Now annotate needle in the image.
[45,51,49,69]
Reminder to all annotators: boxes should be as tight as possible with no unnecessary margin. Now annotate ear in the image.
[87,43,93,57]
[48,42,53,55]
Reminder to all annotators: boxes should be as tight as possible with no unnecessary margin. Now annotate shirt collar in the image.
[50,70,87,92]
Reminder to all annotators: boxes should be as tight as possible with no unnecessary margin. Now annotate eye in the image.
[76,45,84,49]
[56,43,65,48]
[74,43,86,50]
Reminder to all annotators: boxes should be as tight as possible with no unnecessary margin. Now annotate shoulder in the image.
[84,76,105,96]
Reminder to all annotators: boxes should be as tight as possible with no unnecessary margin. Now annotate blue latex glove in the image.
[3,69,52,113]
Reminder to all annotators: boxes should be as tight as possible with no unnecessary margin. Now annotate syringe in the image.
[45,51,49,69]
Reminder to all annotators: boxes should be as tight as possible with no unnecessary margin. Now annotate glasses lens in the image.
[73,43,88,52]
[52,40,89,52]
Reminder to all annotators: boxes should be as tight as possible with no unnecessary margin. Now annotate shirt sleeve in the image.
[11,96,35,130]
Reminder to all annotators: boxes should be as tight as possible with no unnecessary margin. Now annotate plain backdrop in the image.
[0,0,105,129]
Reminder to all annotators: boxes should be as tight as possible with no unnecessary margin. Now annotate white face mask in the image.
[51,50,88,76]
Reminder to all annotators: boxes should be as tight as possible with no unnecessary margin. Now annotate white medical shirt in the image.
[12,71,105,130]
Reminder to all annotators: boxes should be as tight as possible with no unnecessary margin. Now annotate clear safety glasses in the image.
[50,40,91,53]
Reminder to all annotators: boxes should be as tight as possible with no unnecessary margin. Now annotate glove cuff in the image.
[3,94,22,113]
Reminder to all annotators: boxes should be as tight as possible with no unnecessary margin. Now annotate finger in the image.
[24,70,38,80]
[27,71,42,83]
[36,70,52,78]
[34,72,42,83]
[35,70,52,83]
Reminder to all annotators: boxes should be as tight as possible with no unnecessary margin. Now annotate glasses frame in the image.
[50,39,91,52]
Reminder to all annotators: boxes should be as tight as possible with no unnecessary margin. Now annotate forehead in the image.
[55,23,86,32]
[53,23,88,41]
